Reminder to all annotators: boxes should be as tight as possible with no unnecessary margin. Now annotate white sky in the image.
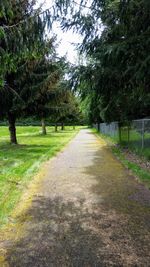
[36,0,83,64]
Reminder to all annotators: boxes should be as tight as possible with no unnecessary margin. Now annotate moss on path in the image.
[0,129,150,266]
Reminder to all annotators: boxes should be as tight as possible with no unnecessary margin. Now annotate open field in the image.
[0,126,81,225]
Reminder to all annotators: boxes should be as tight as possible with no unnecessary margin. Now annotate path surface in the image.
[1,129,150,266]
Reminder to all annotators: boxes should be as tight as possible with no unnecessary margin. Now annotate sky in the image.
[36,0,83,64]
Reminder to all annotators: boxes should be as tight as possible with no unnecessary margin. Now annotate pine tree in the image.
[20,55,62,135]
[54,0,150,122]
[0,0,53,143]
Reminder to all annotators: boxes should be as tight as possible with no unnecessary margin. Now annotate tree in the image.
[0,0,52,86]
[47,78,83,130]
[18,52,62,135]
[57,91,82,129]
[54,0,150,122]
[0,0,53,143]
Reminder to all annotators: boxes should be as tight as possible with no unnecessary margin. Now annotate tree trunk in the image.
[41,118,47,135]
[8,113,17,144]
[61,122,64,131]
[55,123,58,132]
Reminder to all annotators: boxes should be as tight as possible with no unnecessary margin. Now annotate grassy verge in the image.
[0,126,82,226]
[92,128,150,188]
[119,127,150,160]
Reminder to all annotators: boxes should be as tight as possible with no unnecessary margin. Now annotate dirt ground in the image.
[0,129,150,267]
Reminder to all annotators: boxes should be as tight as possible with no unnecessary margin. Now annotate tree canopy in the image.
[0,0,52,86]
[55,0,150,123]
[0,0,149,143]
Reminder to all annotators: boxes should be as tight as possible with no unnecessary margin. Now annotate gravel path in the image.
[1,129,150,266]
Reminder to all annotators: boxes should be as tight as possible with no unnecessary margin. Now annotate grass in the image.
[119,127,150,160]
[112,146,150,187]
[98,127,150,160]
[92,128,150,188]
[0,125,82,226]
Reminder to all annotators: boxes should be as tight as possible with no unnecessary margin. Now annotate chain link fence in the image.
[94,119,150,151]
[99,122,119,139]
[121,119,150,150]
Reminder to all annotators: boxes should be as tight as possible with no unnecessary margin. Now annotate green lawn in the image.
[0,126,81,226]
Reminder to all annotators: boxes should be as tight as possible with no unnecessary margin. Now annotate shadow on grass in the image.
[0,132,70,151]
[0,143,53,160]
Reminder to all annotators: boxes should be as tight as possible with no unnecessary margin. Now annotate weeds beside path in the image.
[0,129,150,266]
[93,129,150,188]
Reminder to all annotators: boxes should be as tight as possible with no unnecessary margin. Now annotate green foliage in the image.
[17,54,62,120]
[56,0,150,122]
[0,0,52,86]
[0,6,65,142]
[52,89,83,125]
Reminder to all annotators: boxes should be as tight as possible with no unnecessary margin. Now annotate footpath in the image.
[0,129,150,266]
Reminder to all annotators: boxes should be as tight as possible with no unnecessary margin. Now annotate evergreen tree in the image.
[0,0,53,143]
[22,55,62,135]
[0,0,53,85]
[55,0,150,122]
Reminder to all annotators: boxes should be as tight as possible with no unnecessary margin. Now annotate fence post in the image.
[118,123,121,143]
[141,120,144,149]
[127,122,130,147]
